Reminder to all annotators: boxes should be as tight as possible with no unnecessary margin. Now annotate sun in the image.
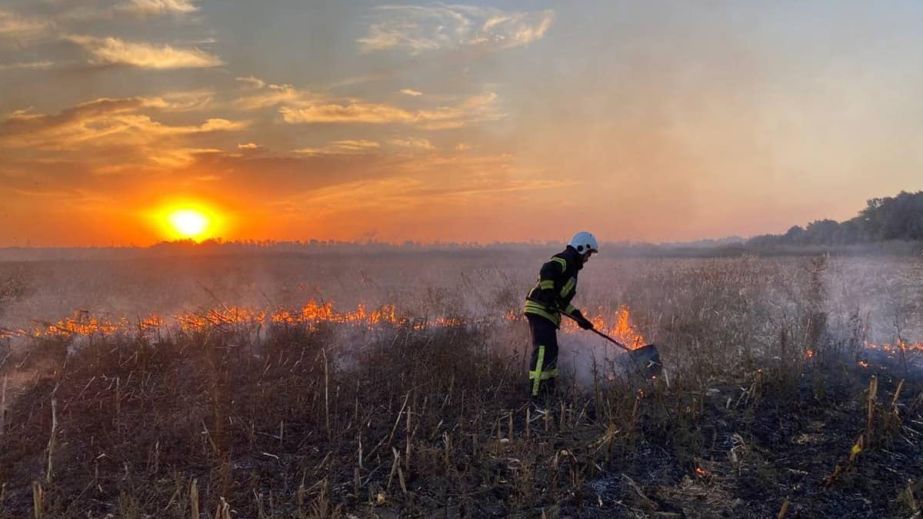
[149,201,224,242]
[169,209,210,239]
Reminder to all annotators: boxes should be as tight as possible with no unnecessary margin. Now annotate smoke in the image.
[557,330,635,387]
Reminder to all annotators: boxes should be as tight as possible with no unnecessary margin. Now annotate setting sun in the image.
[169,209,210,239]
[149,201,226,242]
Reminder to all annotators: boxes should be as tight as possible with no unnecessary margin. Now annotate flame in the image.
[857,360,870,369]
[580,305,646,349]
[694,466,709,477]
[805,350,815,360]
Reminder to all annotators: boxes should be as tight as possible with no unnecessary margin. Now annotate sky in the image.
[1,0,922,246]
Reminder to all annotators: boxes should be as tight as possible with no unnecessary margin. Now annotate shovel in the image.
[563,313,663,379]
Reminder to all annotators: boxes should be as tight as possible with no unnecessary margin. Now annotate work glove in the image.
[571,309,594,330]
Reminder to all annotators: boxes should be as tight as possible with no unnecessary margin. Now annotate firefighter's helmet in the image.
[569,231,598,255]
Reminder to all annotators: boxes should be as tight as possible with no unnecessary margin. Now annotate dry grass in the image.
[0,254,920,517]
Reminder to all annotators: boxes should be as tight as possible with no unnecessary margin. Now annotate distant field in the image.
[1,251,921,350]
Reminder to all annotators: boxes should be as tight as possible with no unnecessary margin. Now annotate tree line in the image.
[749,191,923,247]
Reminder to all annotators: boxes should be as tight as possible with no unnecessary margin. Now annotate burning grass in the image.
[0,253,921,517]
[0,315,921,517]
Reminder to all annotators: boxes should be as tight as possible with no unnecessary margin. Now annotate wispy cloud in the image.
[390,137,434,151]
[235,81,302,110]
[0,60,54,71]
[117,0,199,17]
[0,9,51,40]
[68,36,222,69]
[237,76,501,129]
[294,139,381,156]
[143,90,214,111]
[358,5,553,54]
[235,75,267,89]
[280,92,500,129]
[0,97,245,152]
[400,88,423,97]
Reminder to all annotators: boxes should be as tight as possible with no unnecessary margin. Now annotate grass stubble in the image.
[0,255,920,517]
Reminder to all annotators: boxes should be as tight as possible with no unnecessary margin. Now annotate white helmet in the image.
[568,231,599,255]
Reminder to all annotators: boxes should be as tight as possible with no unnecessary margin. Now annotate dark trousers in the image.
[527,314,559,401]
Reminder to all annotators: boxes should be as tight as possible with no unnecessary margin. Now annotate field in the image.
[0,250,922,518]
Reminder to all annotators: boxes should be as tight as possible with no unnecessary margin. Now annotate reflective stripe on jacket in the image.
[523,246,583,328]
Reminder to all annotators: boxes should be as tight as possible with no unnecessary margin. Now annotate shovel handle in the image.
[561,312,632,352]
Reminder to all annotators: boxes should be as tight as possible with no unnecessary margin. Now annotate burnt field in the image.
[0,251,922,518]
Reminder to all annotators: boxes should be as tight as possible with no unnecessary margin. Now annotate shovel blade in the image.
[628,344,662,378]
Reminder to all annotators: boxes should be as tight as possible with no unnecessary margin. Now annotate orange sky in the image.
[1,1,922,246]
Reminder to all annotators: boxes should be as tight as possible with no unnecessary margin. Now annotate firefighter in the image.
[523,231,598,410]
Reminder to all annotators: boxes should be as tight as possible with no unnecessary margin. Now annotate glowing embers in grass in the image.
[863,340,923,355]
[858,340,923,369]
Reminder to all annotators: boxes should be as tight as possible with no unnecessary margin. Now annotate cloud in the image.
[0,60,54,71]
[280,91,501,129]
[237,76,502,129]
[237,142,261,150]
[0,97,245,152]
[235,75,267,89]
[117,0,199,16]
[68,36,222,69]
[390,137,434,151]
[294,139,381,156]
[358,5,553,54]
[235,82,302,110]
[400,88,423,97]
[0,9,50,40]
[142,90,214,111]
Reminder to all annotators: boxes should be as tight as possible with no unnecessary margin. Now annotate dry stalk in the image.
[405,405,412,472]
[32,481,43,519]
[45,398,57,483]
[777,498,791,519]
[525,408,531,440]
[189,479,199,519]
[867,376,878,439]
[357,432,363,469]
[1,375,7,436]
[322,348,330,439]
[214,497,231,519]
[115,376,121,428]
[442,432,452,473]
[892,379,905,409]
[902,480,919,514]
[387,447,408,494]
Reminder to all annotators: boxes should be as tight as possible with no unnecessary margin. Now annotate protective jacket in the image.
[523,246,585,328]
